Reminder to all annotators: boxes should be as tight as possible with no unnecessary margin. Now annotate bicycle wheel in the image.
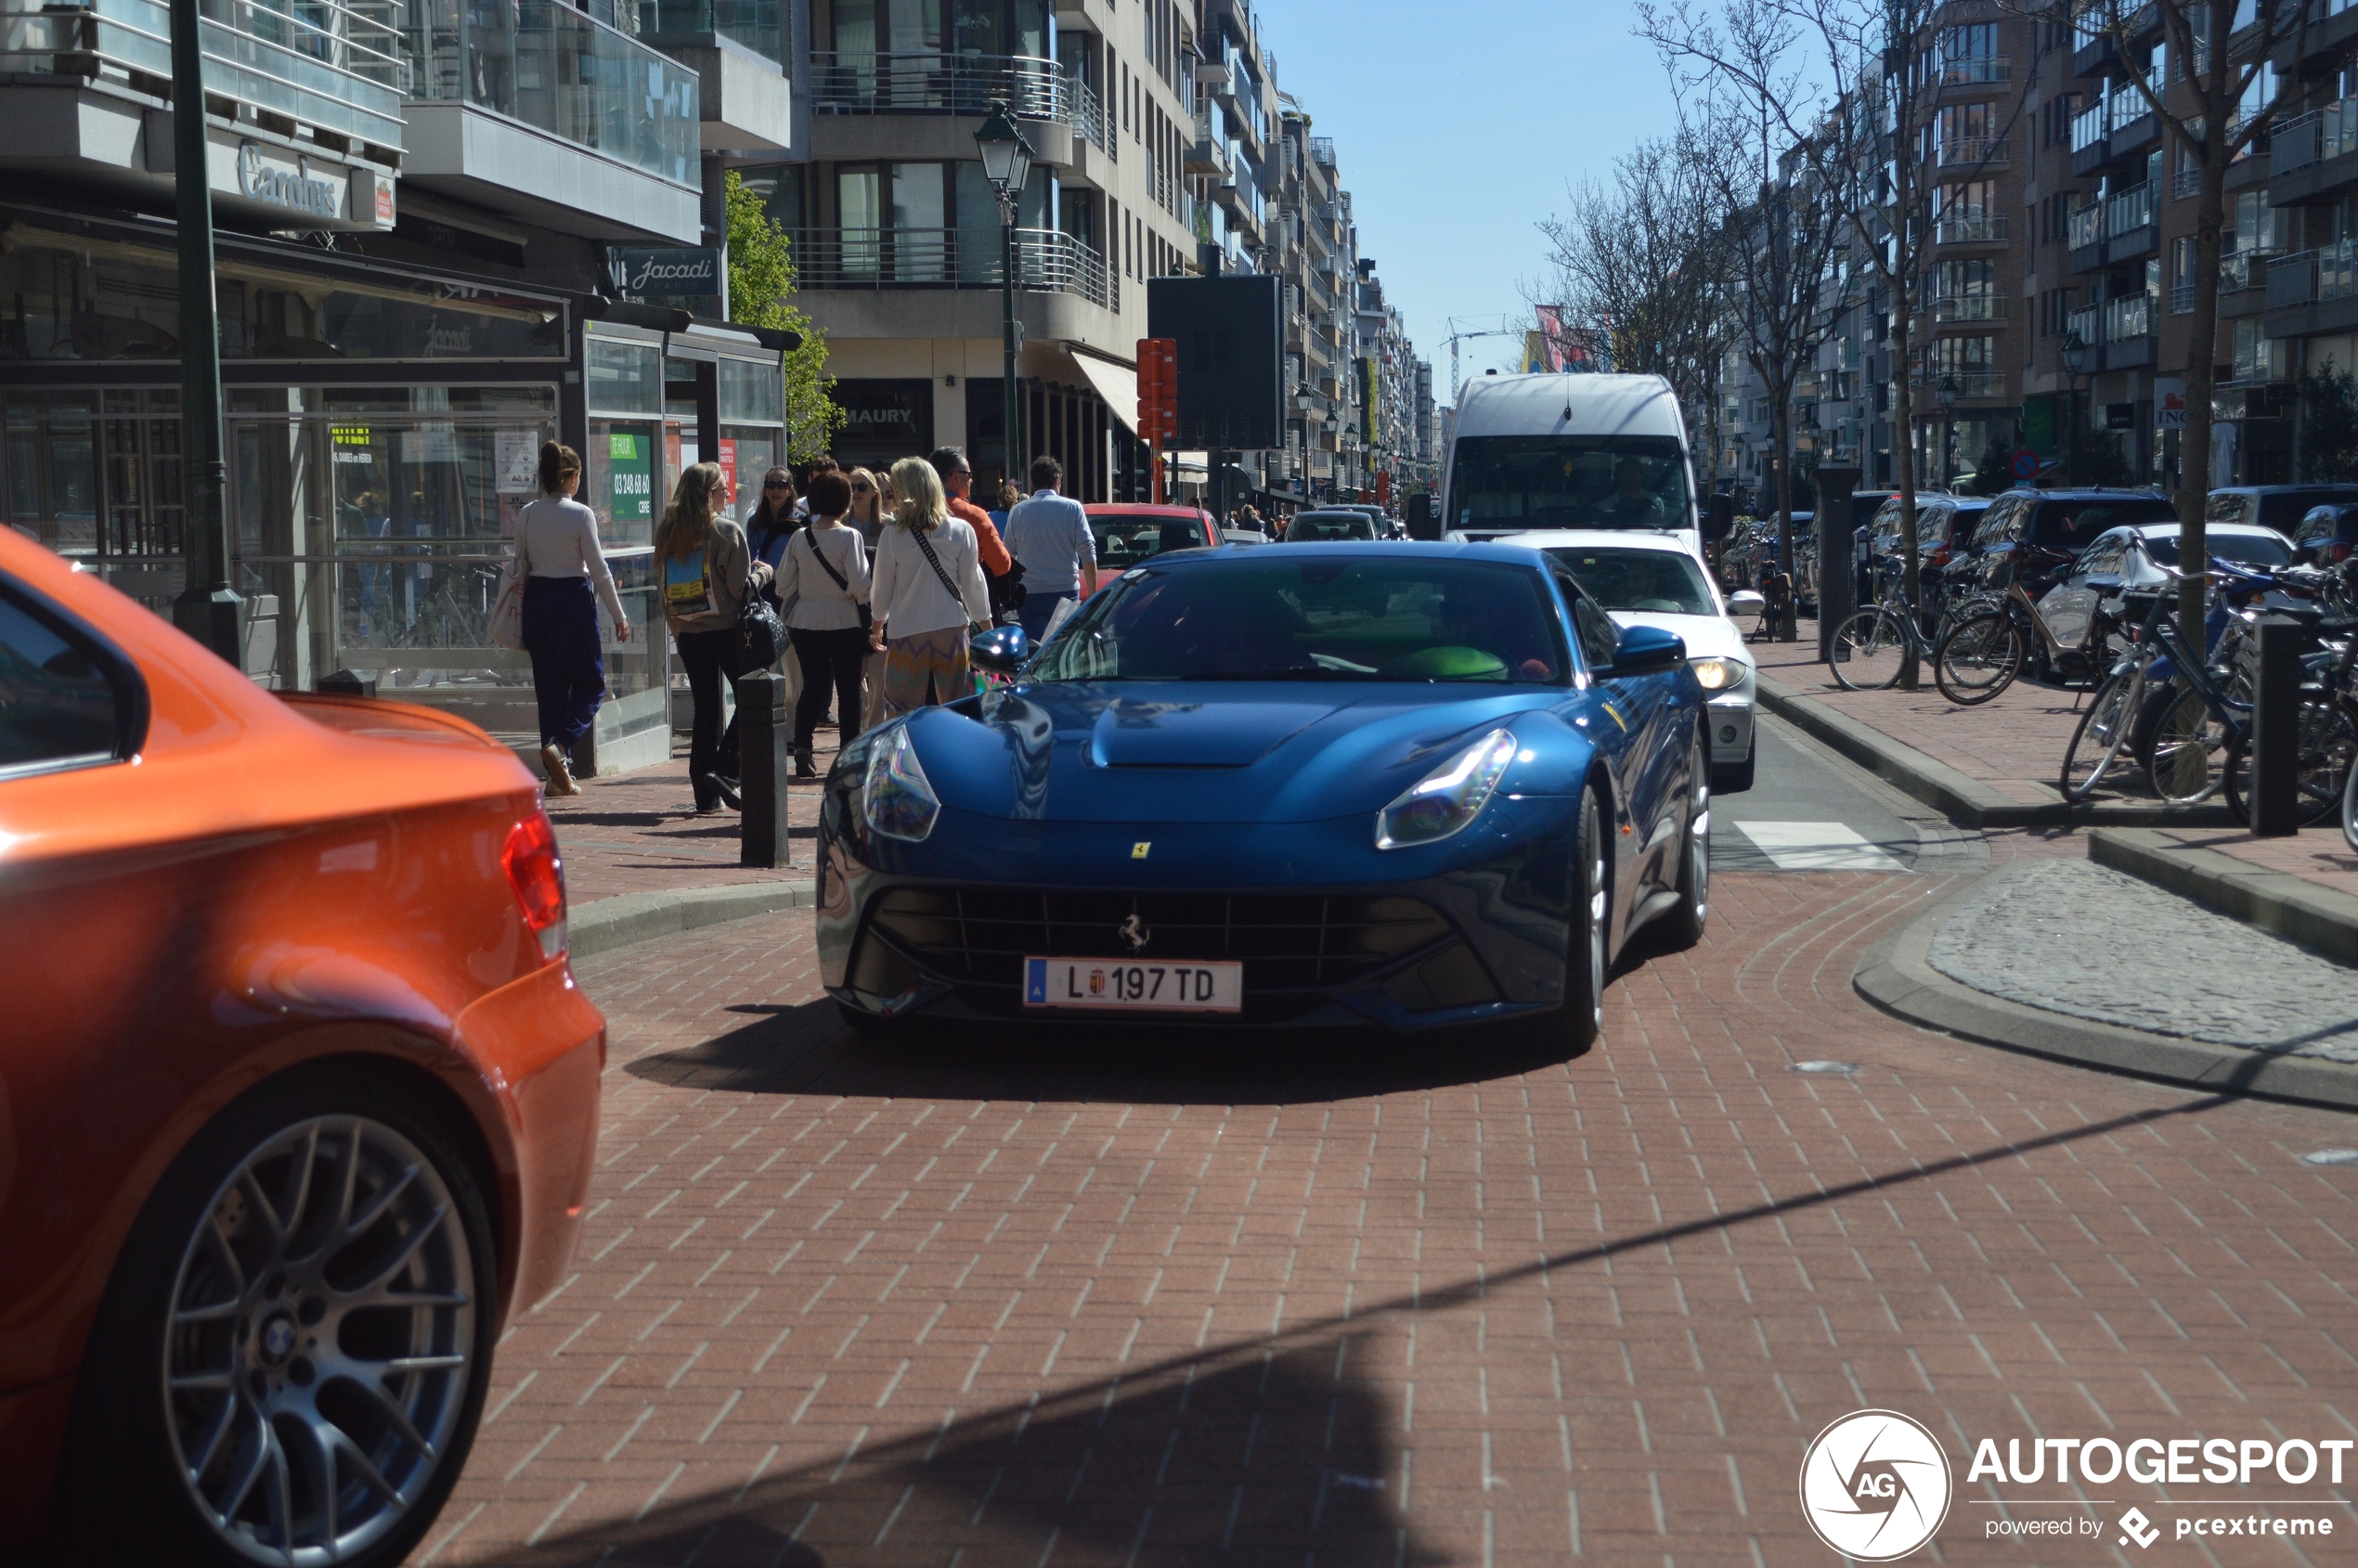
[2222,696,2352,827]
[1934,612,2024,706]
[2146,684,2230,804]
[1826,607,1911,691]
[2060,670,2139,802]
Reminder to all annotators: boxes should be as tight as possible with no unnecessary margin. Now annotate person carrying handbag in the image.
[869,455,990,717]
[497,442,629,797]
[654,461,772,814]
[773,471,871,777]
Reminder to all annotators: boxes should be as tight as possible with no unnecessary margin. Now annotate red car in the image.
[1079,503,1224,598]
[0,530,604,1566]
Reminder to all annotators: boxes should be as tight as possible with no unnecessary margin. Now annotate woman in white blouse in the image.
[772,470,872,777]
[868,455,991,716]
[506,442,629,796]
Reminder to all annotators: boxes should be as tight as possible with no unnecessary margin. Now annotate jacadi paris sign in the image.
[1798,1408,2351,1559]
[605,246,720,301]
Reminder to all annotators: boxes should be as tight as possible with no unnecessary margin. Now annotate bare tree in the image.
[1642,0,2028,660]
[1532,137,1736,505]
[2058,0,2313,630]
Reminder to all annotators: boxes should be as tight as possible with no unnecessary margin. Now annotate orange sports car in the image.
[0,528,605,1566]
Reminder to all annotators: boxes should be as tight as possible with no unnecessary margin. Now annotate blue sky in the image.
[1255,0,1683,405]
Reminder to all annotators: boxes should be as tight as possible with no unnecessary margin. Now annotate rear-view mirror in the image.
[970,623,1030,675]
[1727,590,1767,617]
[1608,625,1687,677]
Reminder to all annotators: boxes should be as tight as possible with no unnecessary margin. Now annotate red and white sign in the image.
[718,437,738,508]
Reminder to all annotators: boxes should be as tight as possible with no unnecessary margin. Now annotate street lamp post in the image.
[169,0,243,667]
[1938,373,1959,487]
[2060,331,2089,488]
[976,102,1035,495]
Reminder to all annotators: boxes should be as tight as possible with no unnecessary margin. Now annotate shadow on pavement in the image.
[505,1333,1439,1567]
[626,999,1580,1104]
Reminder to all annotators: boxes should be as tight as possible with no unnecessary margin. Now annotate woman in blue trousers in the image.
[507,442,630,796]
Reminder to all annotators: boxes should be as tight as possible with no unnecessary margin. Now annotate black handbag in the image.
[800,527,873,632]
[735,575,788,667]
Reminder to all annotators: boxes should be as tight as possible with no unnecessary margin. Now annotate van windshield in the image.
[1449,435,1692,532]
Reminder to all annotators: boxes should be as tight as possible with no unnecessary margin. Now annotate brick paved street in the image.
[410,855,2358,1566]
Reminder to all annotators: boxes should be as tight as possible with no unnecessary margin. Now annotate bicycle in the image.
[1932,547,2086,705]
[1823,556,1980,693]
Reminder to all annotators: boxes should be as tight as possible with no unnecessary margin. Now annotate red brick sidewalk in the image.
[544,733,847,906]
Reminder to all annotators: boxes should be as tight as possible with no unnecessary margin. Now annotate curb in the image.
[1754,670,2237,829]
[1854,874,2358,1112]
[2090,827,2358,970]
[571,879,813,960]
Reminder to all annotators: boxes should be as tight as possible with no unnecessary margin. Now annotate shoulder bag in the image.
[801,527,872,631]
[910,525,982,633]
[727,526,787,667]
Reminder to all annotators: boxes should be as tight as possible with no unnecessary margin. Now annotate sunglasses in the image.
[764,481,790,489]
[852,482,875,492]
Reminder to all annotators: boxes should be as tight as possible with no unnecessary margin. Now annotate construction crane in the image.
[1441,317,1522,405]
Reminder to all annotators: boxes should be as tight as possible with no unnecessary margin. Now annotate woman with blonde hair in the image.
[868,455,991,715]
[846,467,885,546]
[655,460,772,813]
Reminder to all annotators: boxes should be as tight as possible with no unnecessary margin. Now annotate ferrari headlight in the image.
[1690,656,1741,692]
[862,725,940,842]
[1375,728,1517,850]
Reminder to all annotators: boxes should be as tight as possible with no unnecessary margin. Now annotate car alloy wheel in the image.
[164,1115,477,1564]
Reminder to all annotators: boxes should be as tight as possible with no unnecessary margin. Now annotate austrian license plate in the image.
[1023,956,1244,1012]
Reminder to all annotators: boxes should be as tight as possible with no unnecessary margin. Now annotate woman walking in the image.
[655,460,771,813]
[773,470,871,777]
[869,455,991,716]
[507,441,629,797]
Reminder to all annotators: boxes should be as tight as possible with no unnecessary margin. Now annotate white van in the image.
[1439,373,1720,563]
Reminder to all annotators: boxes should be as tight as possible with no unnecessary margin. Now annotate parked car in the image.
[1081,503,1222,599]
[1503,530,1765,791]
[823,542,1714,1053]
[1282,508,1384,541]
[2033,520,2297,658]
[2292,503,2358,565]
[1869,494,1989,576]
[0,529,606,1565]
[2207,484,2358,538]
[1221,527,1272,547]
[1961,488,2180,596]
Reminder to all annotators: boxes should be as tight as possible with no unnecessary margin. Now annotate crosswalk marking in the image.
[1730,820,1909,873]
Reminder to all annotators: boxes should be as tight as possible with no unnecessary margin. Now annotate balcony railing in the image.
[810,50,1074,121]
[628,0,774,62]
[2222,249,2269,292]
[785,227,1114,309]
[1935,214,2008,243]
[1918,369,2008,399]
[2104,291,2154,341]
[406,0,698,182]
[2170,280,2196,314]
[2071,100,2106,152]
[2106,180,2155,238]
[2268,239,2358,309]
[2067,202,2104,250]
[1932,294,2008,321]
[1,0,407,146]
[2172,166,2201,199]
[1939,136,2008,166]
[1940,54,2011,83]
[2067,303,2100,345]
[2270,97,2358,175]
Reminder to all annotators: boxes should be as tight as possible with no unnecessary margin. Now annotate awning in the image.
[1070,353,1140,434]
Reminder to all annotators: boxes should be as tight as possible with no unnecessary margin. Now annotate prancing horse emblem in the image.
[1118,914,1151,953]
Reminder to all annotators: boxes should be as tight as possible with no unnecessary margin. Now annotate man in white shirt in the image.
[1001,455,1098,643]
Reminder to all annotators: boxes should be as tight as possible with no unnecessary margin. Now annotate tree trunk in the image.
[1774,399,1796,641]
[2175,156,2229,635]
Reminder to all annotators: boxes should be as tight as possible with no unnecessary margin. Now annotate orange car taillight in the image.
[502,810,567,961]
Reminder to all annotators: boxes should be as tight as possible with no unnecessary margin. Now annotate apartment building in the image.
[0,0,799,769]
[1265,111,1362,501]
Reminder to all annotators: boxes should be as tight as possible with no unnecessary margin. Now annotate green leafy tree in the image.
[725,169,841,460]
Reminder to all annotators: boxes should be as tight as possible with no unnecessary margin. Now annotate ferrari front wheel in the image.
[1499,787,1606,1057]
[1656,735,1709,951]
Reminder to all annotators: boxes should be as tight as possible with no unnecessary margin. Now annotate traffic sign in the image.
[2009,447,2040,480]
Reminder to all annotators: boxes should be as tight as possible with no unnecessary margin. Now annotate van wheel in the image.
[57,1072,495,1568]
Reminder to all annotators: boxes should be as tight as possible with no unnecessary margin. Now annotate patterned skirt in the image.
[882,626,971,716]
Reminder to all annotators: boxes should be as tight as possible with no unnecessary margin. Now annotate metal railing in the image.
[2067,202,2104,250]
[628,0,774,61]
[2222,249,2269,292]
[1916,369,2008,398]
[2170,280,2196,314]
[784,226,1114,308]
[1932,294,2008,321]
[1940,54,2011,83]
[2270,97,2358,174]
[2267,240,2358,309]
[2,0,408,145]
[1934,214,2008,243]
[406,0,696,182]
[810,50,1071,120]
[1309,135,1335,167]
[2105,180,2155,238]
[2104,291,2154,341]
[2172,166,2201,199]
[1939,136,2008,165]
[2067,303,2101,345]
[2072,99,2106,151]
[2074,0,2157,50]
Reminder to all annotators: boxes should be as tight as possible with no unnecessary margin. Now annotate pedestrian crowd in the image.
[500,443,1102,813]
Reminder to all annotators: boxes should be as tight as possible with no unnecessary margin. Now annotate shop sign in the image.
[836,380,932,456]
[331,424,374,465]
[608,432,653,522]
[238,141,341,221]
[605,247,721,300]
[2157,377,2188,431]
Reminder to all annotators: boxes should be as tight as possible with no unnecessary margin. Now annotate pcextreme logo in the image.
[1798,1409,1955,1561]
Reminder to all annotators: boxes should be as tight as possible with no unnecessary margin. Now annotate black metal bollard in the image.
[737,666,793,867]
[316,667,378,698]
[1815,469,1860,662]
[2248,616,2311,838]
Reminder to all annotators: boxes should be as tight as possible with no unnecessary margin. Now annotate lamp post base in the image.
[173,589,248,671]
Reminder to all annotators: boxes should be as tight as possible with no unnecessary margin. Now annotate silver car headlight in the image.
[1375,728,1517,850]
[862,725,941,842]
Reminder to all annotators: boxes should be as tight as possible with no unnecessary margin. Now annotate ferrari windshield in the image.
[1449,435,1692,531]
[1028,557,1568,683]
[1542,547,1717,616]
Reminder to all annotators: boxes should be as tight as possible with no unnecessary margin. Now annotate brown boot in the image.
[539,743,581,797]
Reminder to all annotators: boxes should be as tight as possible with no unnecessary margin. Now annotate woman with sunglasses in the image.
[847,468,885,547]
[745,468,801,616]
